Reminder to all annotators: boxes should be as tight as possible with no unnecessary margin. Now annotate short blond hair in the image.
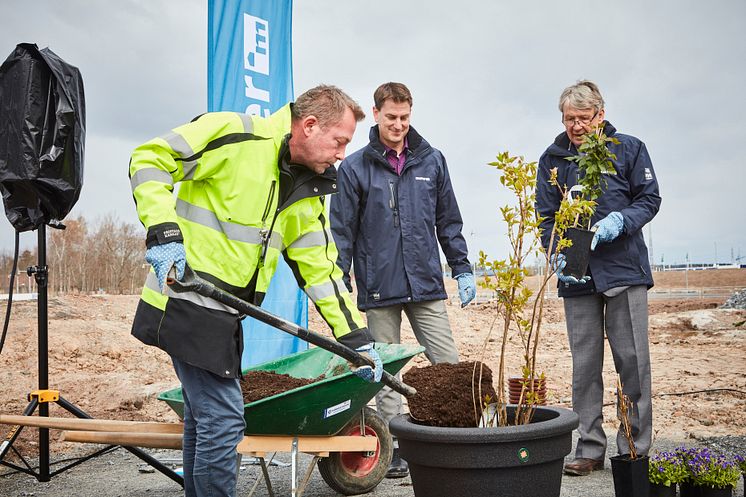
[292,85,365,126]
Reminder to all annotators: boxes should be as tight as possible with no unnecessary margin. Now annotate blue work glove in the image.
[550,253,591,285]
[145,242,186,291]
[455,272,477,307]
[591,212,624,251]
[353,343,383,383]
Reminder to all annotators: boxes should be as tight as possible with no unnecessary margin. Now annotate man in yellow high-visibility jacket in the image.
[129,85,382,497]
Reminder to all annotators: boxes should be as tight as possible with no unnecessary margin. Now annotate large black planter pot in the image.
[610,454,650,497]
[389,405,579,497]
[563,227,594,279]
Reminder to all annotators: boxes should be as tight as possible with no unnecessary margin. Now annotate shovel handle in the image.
[167,267,417,397]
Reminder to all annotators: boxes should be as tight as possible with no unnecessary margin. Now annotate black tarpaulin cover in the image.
[0,43,85,232]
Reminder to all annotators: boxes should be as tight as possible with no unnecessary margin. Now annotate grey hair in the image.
[558,80,605,113]
[292,84,365,126]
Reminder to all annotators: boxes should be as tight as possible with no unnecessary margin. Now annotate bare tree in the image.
[2,214,148,295]
[93,214,147,294]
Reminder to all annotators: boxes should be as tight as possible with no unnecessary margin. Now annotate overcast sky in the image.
[1,0,744,266]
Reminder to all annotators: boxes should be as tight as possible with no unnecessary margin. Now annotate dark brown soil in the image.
[239,371,315,404]
[403,361,496,428]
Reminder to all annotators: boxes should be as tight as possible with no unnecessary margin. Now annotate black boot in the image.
[386,447,409,478]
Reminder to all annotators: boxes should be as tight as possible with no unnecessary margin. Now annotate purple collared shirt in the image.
[383,137,408,175]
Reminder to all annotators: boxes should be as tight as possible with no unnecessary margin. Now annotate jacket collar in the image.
[277,135,337,212]
[368,124,427,156]
[268,104,293,149]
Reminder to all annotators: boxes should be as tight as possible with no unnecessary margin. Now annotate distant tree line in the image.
[0,215,149,295]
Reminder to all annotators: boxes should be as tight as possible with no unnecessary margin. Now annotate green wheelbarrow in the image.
[159,267,424,495]
[158,343,423,495]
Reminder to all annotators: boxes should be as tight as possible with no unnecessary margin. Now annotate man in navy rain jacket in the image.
[330,82,476,478]
[536,80,661,477]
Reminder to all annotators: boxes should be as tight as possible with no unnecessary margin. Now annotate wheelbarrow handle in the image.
[167,267,417,397]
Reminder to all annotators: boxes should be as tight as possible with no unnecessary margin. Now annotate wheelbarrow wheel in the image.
[317,406,392,495]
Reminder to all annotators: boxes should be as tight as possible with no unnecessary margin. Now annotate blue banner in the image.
[208,0,308,369]
[208,0,293,116]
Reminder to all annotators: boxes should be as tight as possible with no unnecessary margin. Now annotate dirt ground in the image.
[1,269,745,477]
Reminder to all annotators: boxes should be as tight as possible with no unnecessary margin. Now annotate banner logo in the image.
[244,13,270,116]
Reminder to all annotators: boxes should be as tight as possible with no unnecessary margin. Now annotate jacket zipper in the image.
[388,180,399,228]
[258,180,276,267]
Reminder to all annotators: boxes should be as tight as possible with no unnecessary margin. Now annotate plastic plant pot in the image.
[610,454,650,497]
[650,482,676,497]
[563,227,594,279]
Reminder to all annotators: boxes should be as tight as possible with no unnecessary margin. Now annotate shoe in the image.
[385,448,409,479]
[563,457,604,476]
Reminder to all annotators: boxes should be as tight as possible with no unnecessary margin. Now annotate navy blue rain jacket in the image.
[330,125,471,310]
[536,121,661,297]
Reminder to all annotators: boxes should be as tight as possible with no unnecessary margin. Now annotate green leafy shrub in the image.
[564,126,618,229]
[478,152,546,427]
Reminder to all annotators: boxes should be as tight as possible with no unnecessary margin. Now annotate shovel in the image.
[167,266,416,397]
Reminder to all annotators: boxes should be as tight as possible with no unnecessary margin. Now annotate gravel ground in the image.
[2,434,744,496]
[722,288,746,309]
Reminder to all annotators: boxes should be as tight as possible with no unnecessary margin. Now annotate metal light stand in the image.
[0,224,182,485]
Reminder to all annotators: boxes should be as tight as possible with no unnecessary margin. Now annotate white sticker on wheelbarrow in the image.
[323,400,351,418]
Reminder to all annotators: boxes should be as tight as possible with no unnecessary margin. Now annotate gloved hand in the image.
[591,211,624,251]
[145,242,186,291]
[455,272,477,307]
[353,343,383,383]
[550,253,591,285]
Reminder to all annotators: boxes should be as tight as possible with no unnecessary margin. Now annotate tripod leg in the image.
[56,396,184,487]
[0,397,39,466]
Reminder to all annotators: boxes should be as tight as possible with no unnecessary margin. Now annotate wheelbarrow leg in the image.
[291,437,298,497]
[297,456,321,497]
[246,453,276,497]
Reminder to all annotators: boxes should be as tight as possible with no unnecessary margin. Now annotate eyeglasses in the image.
[562,110,599,126]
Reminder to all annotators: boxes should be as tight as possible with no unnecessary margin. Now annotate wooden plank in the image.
[61,430,183,450]
[237,435,377,456]
[0,414,183,434]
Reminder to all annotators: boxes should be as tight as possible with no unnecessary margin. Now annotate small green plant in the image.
[564,127,619,229]
[648,451,688,487]
[475,145,618,428]
[676,446,741,489]
[547,166,595,251]
[476,152,554,427]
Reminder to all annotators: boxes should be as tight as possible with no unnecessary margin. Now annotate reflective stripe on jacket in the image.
[129,104,369,377]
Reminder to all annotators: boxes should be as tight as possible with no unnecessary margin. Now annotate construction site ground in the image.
[1,268,745,496]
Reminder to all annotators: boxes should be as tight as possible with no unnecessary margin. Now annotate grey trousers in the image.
[563,285,652,460]
[366,299,459,425]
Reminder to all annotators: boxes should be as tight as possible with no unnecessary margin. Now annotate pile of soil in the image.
[404,362,496,427]
[239,371,315,404]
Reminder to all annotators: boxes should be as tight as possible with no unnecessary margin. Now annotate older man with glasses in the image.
[535,80,662,476]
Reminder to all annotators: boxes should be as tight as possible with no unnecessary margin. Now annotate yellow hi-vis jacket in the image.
[129,104,370,377]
